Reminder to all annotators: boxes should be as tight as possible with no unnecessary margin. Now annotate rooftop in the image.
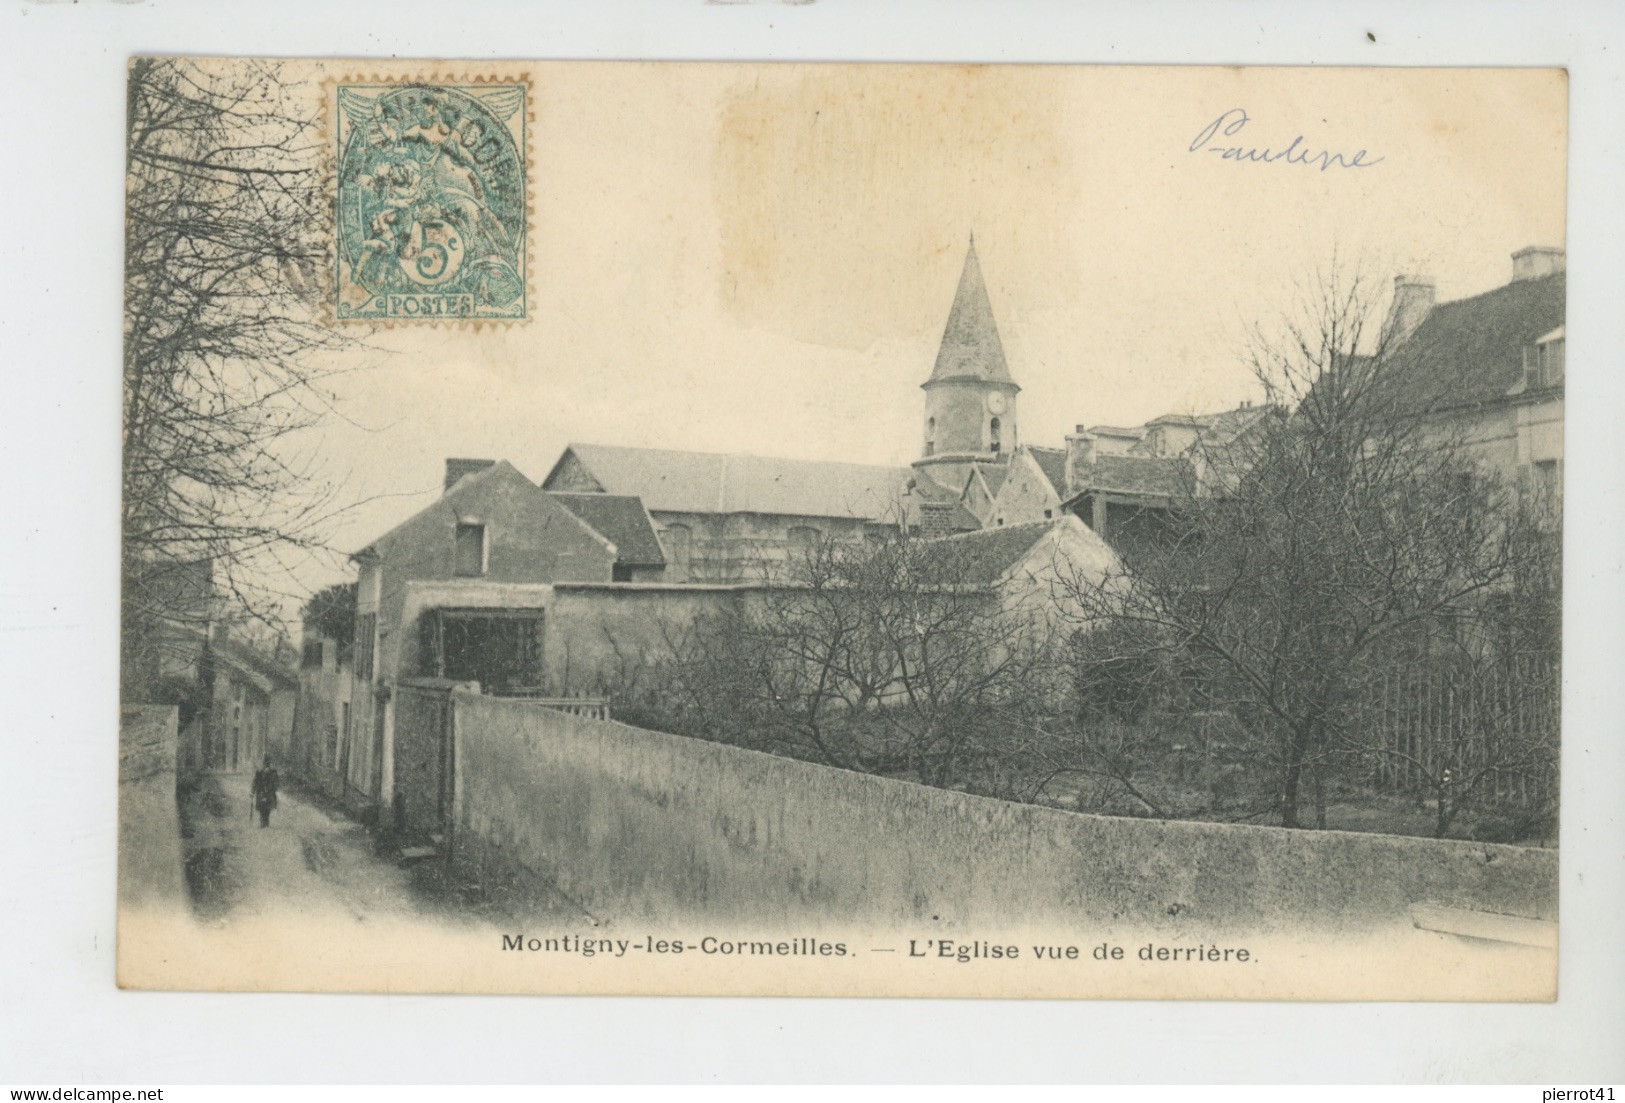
[1028,446,1069,497]
[546,443,920,522]
[926,236,1016,389]
[210,632,299,692]
[1068,454,1195,499]
[914,520,1057,585]
[547,492,667,567]
[1383,270,1566,413]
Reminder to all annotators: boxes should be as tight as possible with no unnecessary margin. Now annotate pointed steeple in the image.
[927,234,1016,387]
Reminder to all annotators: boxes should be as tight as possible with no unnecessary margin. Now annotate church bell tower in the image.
[913,234,1020,493]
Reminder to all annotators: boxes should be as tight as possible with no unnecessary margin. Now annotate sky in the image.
[288,61,1567,602]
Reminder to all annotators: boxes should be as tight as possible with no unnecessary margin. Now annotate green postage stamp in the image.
[333,78,529,322]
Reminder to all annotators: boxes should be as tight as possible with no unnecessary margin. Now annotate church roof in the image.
[926,237,1016,388]
[545,443,917,522]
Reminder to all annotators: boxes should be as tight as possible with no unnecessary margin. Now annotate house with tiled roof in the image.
[349,459,679,679]
[347,458,621,709]
[326,458,682,804]
[1374,246,1565,512]
[914,515,1122,629]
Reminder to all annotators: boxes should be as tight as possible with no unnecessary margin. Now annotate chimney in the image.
[1063,426,1096,498]
[444,458,496,493]
[918,501,956,539]
[1512,246,1565,282]
[1387,275,1435,342]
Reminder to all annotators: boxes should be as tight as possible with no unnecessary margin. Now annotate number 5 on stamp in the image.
[333,78,529,323]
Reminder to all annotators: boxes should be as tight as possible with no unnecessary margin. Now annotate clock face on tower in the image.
[986,392,1007,415]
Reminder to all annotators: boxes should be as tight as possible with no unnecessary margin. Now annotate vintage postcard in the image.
[118,59,1566,999]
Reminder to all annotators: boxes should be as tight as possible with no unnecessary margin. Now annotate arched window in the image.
[989,416,1002,454]
[925,416,936,456]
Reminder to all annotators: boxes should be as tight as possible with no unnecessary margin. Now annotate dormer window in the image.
[454,522,487,576]
[1524,328,1565,390]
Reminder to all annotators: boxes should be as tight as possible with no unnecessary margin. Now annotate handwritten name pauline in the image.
[1190,108,1383,171]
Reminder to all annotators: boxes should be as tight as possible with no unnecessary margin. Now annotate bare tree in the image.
[1057,264,1560,833]
[643,528,1074,798]
[123,58,350,697]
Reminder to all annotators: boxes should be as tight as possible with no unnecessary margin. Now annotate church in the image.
[536,234,1262,577]
[355,236,1270,602]
[536,236,1034,582]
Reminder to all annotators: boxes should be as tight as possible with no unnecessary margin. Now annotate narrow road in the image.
[179,772,480,929]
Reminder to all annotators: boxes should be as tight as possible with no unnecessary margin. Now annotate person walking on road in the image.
[251,757,280,828]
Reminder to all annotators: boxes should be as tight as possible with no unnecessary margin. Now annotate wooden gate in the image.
[391,678,460,845]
